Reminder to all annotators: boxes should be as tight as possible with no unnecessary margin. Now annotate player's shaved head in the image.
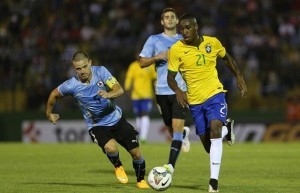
[72,51,90,62]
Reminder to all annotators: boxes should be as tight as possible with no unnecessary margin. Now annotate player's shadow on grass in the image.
[24,182,207,191]
[171,184,205,190]
[88,168,136,176]
[24,182,125,189]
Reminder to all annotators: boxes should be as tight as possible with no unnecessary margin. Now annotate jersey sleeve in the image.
[168,45,180,72]
[57,80,73,96]
[215,37,226,58]
[99,66,118,89]
[139,36,155,58]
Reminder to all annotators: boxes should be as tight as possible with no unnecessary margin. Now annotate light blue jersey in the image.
[139,33,187,95]
[58,66,122,129]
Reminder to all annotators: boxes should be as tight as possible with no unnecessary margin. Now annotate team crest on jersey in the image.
[205,43,212,53]
[97,81,104,88]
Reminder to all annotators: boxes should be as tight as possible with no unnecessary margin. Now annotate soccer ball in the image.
[147,166,172,191]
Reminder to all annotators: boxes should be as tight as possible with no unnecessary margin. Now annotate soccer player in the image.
[139,7,191,174]
[124,56,156,143]
[167,13,247,192]
[45,51,149,189]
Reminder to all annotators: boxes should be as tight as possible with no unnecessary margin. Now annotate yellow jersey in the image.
[124,60,156,100]
[168,36,227,105]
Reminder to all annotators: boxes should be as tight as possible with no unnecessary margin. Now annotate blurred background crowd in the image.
[0,0,299,121]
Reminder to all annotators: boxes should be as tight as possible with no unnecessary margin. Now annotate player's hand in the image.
[175,90,189,108]
[155,51,168,61]
[98,90,109,99]
[237,76,247,98]
[48,113,60,124]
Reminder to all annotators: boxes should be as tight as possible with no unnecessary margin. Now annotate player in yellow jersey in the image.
[125,58,156,143]
[167,13,247,192]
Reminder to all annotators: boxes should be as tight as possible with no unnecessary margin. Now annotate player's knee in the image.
[129,147,142,160]
[210,127,222,138]
[171,123,184,133]
[104,143,118,153]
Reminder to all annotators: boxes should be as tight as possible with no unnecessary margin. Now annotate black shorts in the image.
[88,116,139,153]
[156,94,188,127]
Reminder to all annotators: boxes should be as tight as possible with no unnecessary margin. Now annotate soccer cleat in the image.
[208,179,219,192]
[208,185,219,192]
[226,118,235,145]
[181,126,191,152]
[163,164,174,174]
[114,166,128,184]
[136,180,150,189]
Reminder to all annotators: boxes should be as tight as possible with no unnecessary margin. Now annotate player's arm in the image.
[45,88,62,124]
[139,51,168,68]
[222,53,248,98]
[99,77,124,99]
[167,70,189,107]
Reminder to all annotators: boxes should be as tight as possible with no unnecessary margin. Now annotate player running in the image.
[46,51,149,189]
[167,13,247,192]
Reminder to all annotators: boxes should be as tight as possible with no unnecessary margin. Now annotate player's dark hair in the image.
[179,13,198,26]
[72,51,89,62]
[161,7,178,19]
[179,13,196,21]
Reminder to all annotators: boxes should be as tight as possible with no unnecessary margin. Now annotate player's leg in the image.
[116,117,149,189]
[163,95,190,173]
[200,124,229,153]
[163,118,185,174]
[105,139,129,184]
[170,96,190,153]
[89,127,128,184]
[132,100,142,138]
[200,124,231,155]
[189,103,208,152]
[135,116,141,133]
[128,147,149,188]
[138,99,152,143]
[156,95,176,173]
[199,132,211,153]
[206,93,228,192]
[209,119,223,192]
[156,95,173,136]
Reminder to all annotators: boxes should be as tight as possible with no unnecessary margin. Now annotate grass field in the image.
[0,142,299,193]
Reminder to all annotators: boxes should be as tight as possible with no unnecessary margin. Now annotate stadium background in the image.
[0,0,299,142]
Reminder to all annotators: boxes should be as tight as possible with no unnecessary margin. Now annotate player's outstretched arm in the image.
[46,88,62,124]
[222,53,248,98]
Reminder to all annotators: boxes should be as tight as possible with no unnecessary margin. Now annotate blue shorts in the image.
[132,99,153,116]
[189,92,227,135]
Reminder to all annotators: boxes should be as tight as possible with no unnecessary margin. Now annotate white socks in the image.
[208,126,228,180]
[210,138,223,180]
[138,116,150,141]
[135,117,141,131]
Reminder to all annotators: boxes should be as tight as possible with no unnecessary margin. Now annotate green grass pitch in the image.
[0,142,299,193]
